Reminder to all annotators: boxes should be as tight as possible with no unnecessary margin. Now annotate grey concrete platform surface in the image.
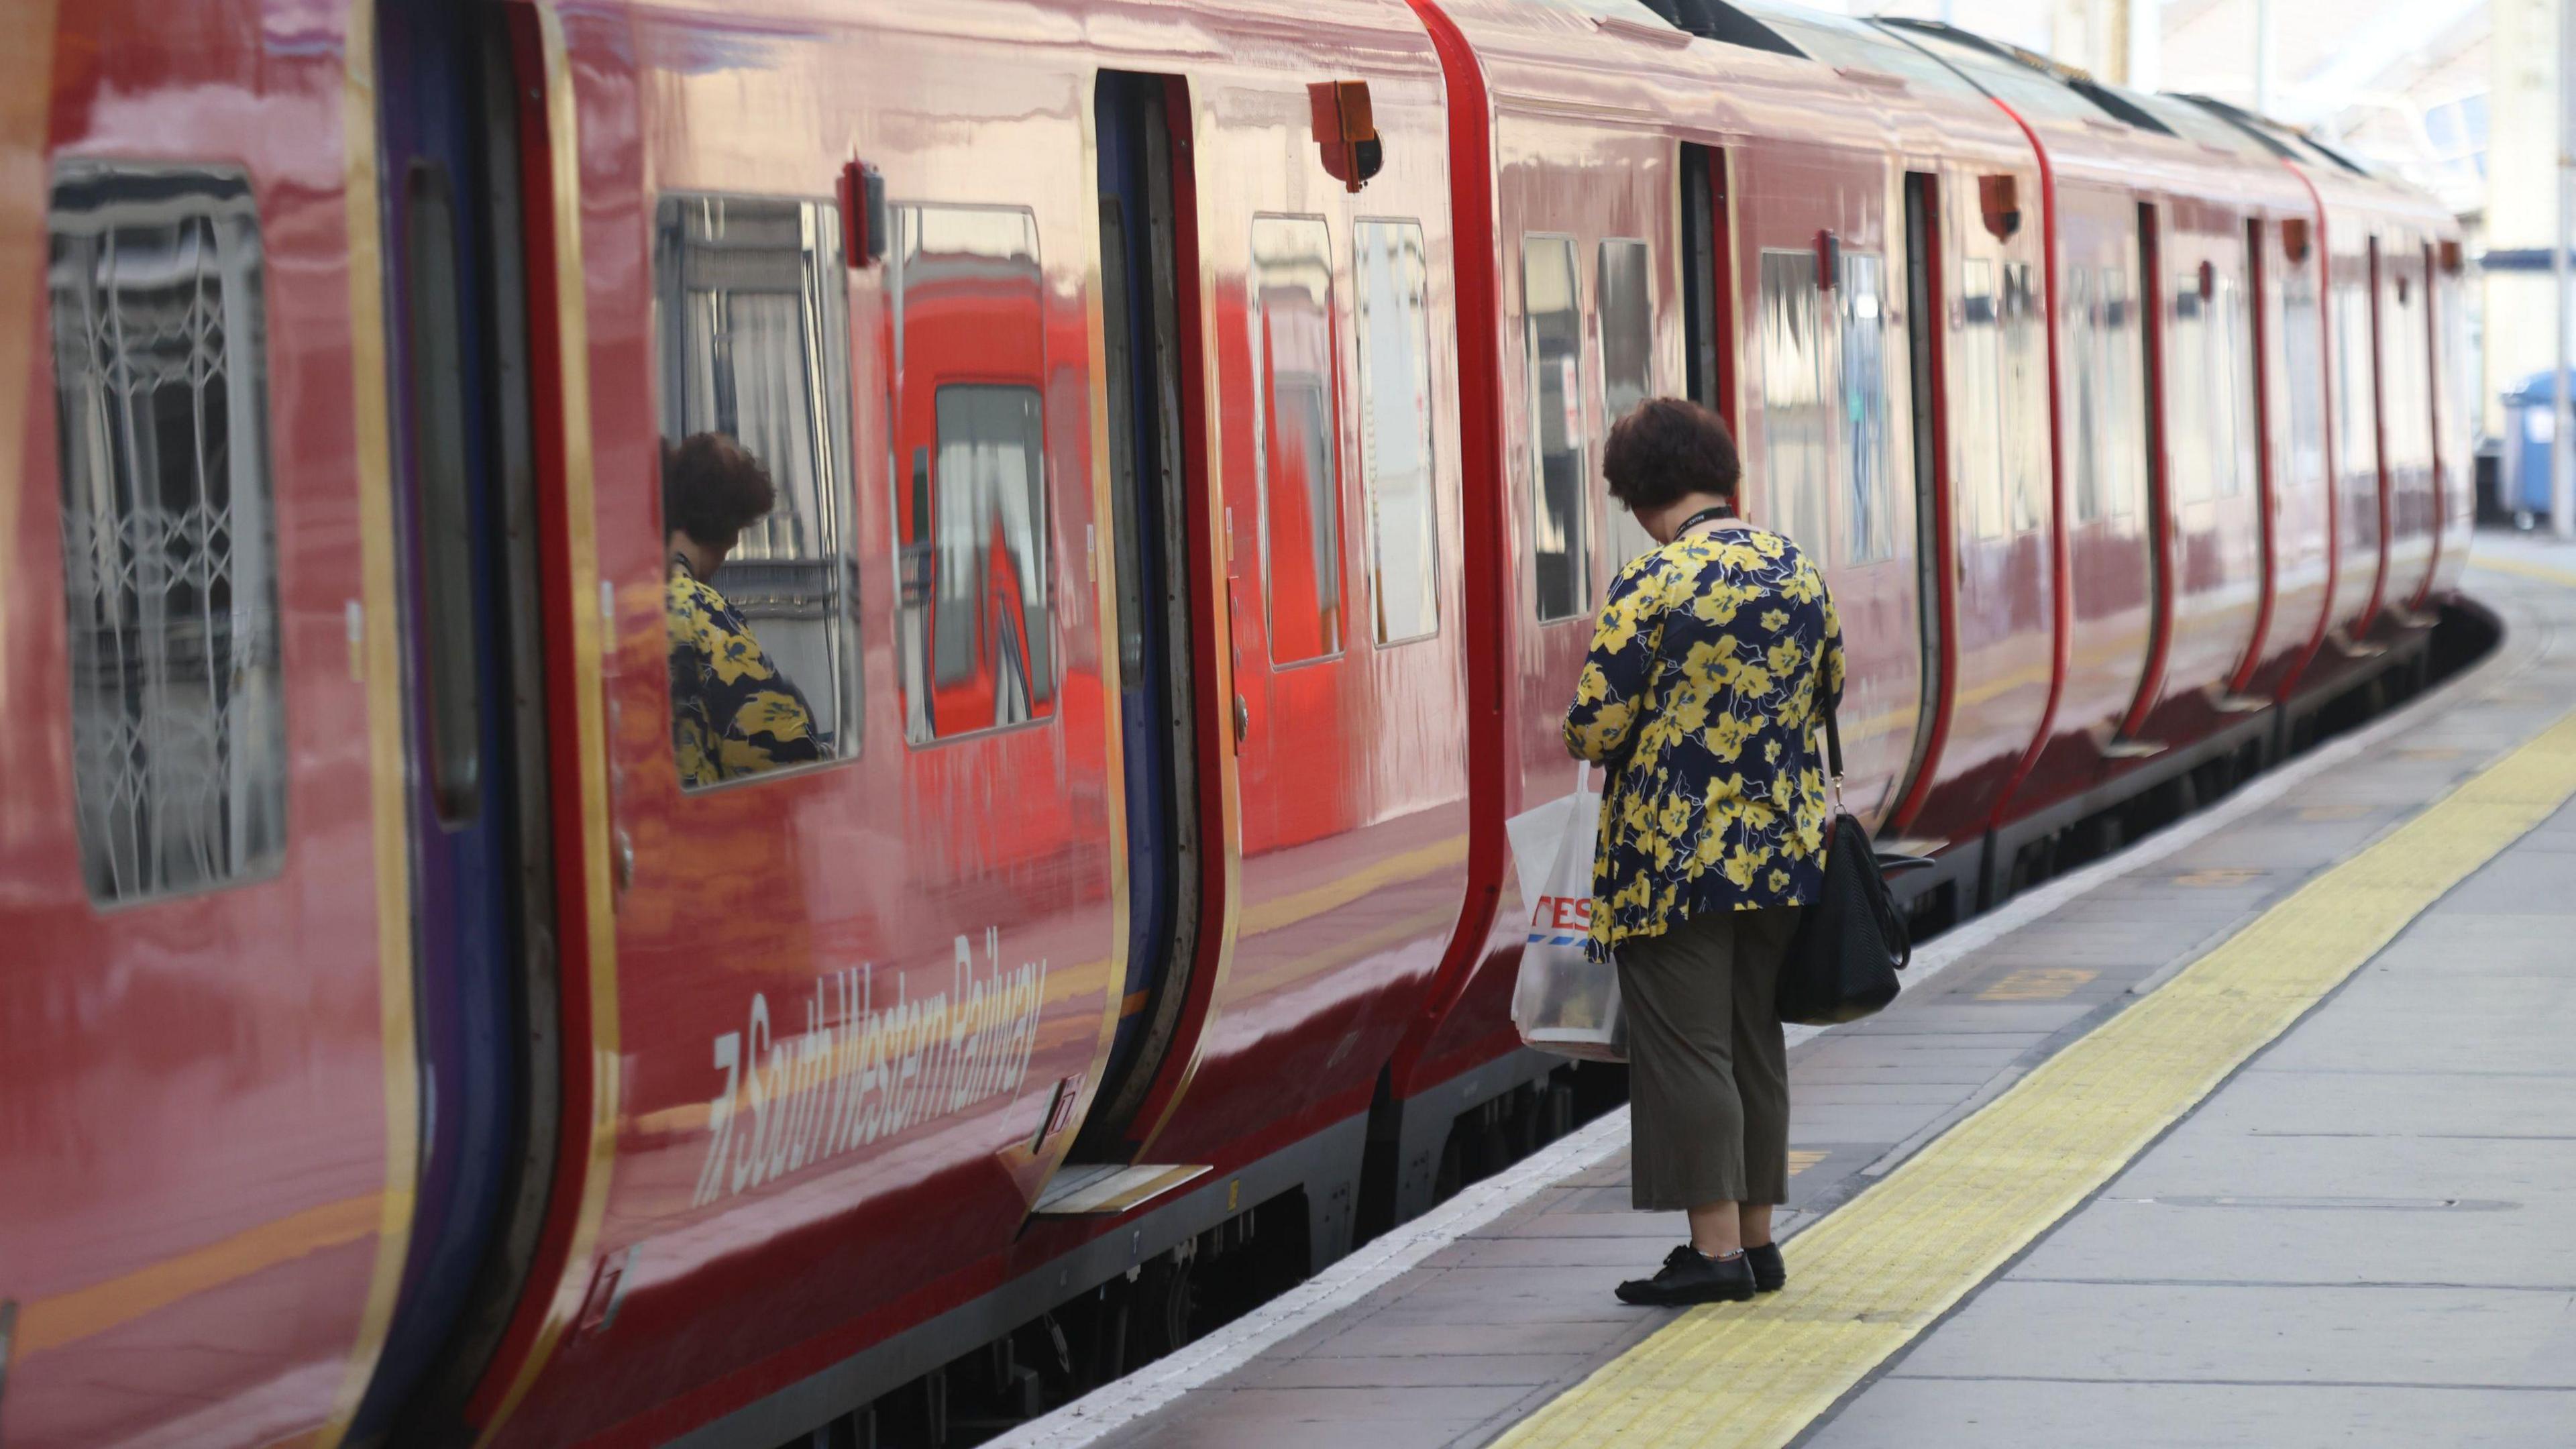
[1038,535,2576,1449]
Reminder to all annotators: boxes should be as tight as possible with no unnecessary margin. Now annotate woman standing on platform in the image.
[1562,398,1846,1306]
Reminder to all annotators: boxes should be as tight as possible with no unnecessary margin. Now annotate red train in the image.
[0,1,2468,1446]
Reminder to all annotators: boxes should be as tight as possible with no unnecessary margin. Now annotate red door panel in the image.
[1138,50,1470,1164]
[0,5,417,1445]
[1888,158,2054,846]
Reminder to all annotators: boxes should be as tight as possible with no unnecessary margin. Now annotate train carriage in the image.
[0,1,2471,1446]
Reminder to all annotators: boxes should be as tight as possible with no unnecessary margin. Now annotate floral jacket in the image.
[1561,526,1845,960]
[667,555,824,788]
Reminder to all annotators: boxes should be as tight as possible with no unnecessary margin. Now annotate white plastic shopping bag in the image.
[1507,763,1626,1061]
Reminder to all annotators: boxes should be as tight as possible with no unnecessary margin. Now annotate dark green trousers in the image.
[1615,905,1801,1210]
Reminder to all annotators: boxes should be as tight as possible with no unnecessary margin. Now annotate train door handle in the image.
[1233,693,1251,745]
[614,827,635,895]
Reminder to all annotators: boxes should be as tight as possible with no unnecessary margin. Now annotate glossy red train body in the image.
[0,2,2468,1446]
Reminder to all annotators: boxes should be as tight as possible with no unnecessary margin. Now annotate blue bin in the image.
[2502,370,2576,521]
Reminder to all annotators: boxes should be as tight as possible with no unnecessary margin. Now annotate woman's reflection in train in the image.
[663,431,825,788]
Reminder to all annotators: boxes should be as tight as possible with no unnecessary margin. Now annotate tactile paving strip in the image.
[1497,706,2576,1449]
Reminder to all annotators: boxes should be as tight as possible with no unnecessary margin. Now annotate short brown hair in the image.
[663,432,777,547]
[1602,398,1740,513]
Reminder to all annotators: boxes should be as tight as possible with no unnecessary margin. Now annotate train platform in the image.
[989,535,2576,1449]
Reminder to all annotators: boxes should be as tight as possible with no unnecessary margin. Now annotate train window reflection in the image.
[2100,267,2144,519]
[1758,249,1832,553]
[2332,280,2376,470]
[2000,261,2046,533]
[2436,266,2472,476]
[2167,258,2258,507]
[1599,238,1659,567]
[2169,268,2213,505]
[1955,258,2006,539]
[2330,276,2379,548]
[50,164,284,903]
[1356,220,1439,645]
[1524,235,1588,620]
[2069,266,2105,522]
[1841,250,1894,563]
[656,194,859,784]
[1254,216,1345,663]
[2379,266,2432,473]
[2214,264,2257,497]
[890,204,1055,741]
[934,386,1052,702]
[2280,260,2328,504]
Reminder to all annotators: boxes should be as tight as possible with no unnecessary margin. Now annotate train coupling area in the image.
[983,536,2576,1449]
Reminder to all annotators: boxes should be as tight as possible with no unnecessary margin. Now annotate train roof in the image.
[1860,17,2316,219]
[1431,0,2033,168]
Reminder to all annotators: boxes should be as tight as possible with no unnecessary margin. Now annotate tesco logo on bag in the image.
[1527,893,1591,948]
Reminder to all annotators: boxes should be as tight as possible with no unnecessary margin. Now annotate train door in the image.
[348,0,551,1436]
[1119,64,1467,1183]
[2129,206,2264,733]
[1072,71,1210,1159]
[1883,158,2054,849]
[2,2,431,1442]
[2374,235,2437,615]
[2322,226,2383,637]
[1733,143,1918,818]
[2025,185,2153,771]
[2241,211,2337,696]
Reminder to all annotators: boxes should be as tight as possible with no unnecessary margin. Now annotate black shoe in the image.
[1745,1240,1785,1293]
[1615,1244,1758,1305]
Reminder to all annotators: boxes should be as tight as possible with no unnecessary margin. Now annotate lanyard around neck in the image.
[1672,504,1737,541]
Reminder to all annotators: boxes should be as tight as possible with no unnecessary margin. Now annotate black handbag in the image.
[1776,699,1913,1026]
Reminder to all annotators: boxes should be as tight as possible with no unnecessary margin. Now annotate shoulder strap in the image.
[1820,692,1845,781]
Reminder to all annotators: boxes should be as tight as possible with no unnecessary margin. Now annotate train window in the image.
[2169,268,2213,506]
[1523,235,1589,620]
[934,385,1051,692]
[1955,258,2006,540]
[2213,265,2257,498]
[1599,238,1659,567]
[889,205,1054,742]
[2000,261,2047,533]
[1840,250,1895,563]
[2436,268,2472,473]
[1355,220,1438,645]
[2100,267,2143,519]
[655,195,861,780]
[1758,249,1833,553]
[2168,259,2257,507]
[49,164,285,903]
[2068,266,2105,522]
[1254,216,1345,663]
[402,164,482,825]
[2379,268,2432,473]
[2280,258,2328,500]
[2330,278,2379,486]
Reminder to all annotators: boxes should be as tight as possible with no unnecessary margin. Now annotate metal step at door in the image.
[1032,1162,1211,1216]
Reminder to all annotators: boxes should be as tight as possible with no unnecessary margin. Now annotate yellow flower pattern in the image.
[1561,527,1846,960]
[667,556,824,789]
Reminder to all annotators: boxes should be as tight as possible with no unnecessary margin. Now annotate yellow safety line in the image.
[2469,552,2576,590]
[1499,703,2576,1449]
